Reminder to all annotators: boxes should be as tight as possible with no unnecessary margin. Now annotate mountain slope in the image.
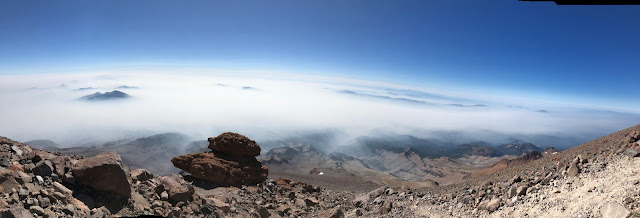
[50,133,188,175]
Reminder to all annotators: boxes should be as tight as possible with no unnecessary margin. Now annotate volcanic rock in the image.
[172,132,268,186]
[0,170,21,193]
[71,151,131,198]
[157,174,194,205]
[208,132,261,157]
[172,152,268,186]
[0,207,35,218]
[32,160,54,177]
[131,169,154,182]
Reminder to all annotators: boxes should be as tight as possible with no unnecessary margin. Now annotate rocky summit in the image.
[172,132,268,186]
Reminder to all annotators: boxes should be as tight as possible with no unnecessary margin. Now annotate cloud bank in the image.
[1,70,638,148]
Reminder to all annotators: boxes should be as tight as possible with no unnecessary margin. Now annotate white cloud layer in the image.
[1,70,638,147]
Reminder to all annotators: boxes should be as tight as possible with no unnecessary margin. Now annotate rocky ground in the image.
[2,125,640,217]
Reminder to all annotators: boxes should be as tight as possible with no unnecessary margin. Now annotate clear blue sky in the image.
[1,0,639,106]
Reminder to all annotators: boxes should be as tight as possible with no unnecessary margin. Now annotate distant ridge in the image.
[79,90,130,101]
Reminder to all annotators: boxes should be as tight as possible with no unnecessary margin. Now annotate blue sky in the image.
[1,0,639,108]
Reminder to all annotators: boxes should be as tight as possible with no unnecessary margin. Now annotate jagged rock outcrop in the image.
[172,132,268,186]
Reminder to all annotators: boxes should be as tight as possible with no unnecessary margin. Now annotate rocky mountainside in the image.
[3,125,640,217]
[261,136,545,189]
[46,133,188,176]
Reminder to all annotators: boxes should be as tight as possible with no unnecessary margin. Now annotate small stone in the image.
[36,176,45,185]
[29,206,45,216]
[304,197,319,207]
[160,191,169,201]
[379,201,392,214]
[516,186,527,196]
[63,204,76,215]
[257,205,270,218]
[53,192,68,203]
[53,182,72,196]
[10,145,23,156]
[484,198,502,212]
[131,169,154,182]
[354,208,363,216]
[510,175,522,184]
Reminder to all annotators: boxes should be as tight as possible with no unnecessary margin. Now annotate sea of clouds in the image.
[1,69,638,148]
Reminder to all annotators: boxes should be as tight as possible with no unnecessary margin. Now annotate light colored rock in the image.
[623,148,639,158]
[600,202,631,218]
[53,182,72,196]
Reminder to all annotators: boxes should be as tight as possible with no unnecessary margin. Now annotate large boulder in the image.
[71,151,131,198]
[208,132,261,157]
[32,160,54,177]
[172,152,268,186]
[0,170,21,193]
[157,174,194,205]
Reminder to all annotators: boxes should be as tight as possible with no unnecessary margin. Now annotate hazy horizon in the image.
[1,1,639,150]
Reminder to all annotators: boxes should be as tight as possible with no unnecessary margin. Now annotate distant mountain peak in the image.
[79,90,130,101]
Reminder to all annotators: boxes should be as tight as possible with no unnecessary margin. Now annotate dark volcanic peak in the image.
[79,90,130,101]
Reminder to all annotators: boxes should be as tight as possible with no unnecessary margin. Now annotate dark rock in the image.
[63,204,76,215]
[510,175,522,184]
[208,132,261,157]
[71,151,131,198]
[0,207,35,218]
[32,160,54,177]
[131,169,154,182]
[304,197,319,207]
[257,205,271,218]
[171,152,268,186]
[29,206,45,216]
